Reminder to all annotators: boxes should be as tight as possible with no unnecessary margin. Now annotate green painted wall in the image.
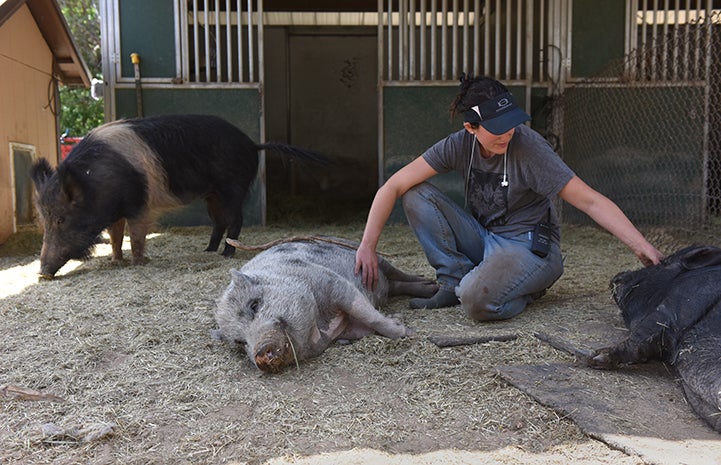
[115,87,262,227]
[571,0,626,77]
[119,0,176,78]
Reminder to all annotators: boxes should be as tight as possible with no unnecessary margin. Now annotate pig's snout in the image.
[38,262,61,280]
[254,339,293,373]
[38,245,67,280]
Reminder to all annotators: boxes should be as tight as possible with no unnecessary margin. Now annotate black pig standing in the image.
[30,114,326,278]
[590,245,721,433]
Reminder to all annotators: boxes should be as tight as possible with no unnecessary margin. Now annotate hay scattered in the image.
[0,221,716,464]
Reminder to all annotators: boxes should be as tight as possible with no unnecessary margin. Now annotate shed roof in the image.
[0,0,91,87]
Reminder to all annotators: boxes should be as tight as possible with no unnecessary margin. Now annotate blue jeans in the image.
[402,182,564,321]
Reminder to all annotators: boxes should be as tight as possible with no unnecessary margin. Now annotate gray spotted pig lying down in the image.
[212,238,438,373]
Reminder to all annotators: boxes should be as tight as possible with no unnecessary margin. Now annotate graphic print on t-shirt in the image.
[466,168,508,227]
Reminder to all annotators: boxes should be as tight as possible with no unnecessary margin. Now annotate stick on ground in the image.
[428,333,519,348]
[534,331,595,363]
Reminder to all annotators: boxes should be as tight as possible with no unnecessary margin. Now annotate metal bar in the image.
[651,0,658,80]
[683,0,690,80]
[215,1,221,82]
[410,0,416,80]
[505,0,511,79]
[484,0,490,74]
[538,0,544,82]
[257,0,265,223]
[248,0,254,82]
[545,0,553,84]
[378,0,385,83]
[431,0,437,79]
[400,0,406,80]
[400,0,404,80]
[473,0,480,75]
[525,0,533,83]
[694,0,702,78]
[452,0,458,79]
[420,0,427,80]
[175,0,184,83]
[193,1,200,82]
[701,0,713,225]
[494,0,501,78]
[377,0,385,187]
[257,0,264,85]
[203,0,210,82]
[442,0,448,79]
[516,0,522,80]
[226,3,232,82]
[238,0,243,82]
[624,0,635,80]
[703,0,712,81]
[463,0,469,74]
[661,0,669,81]
[672,0,679,81]
[388,0,393,81]
[563,0,571,84]
[640,0,647,79]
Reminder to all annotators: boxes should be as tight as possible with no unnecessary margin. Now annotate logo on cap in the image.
[496,97,511,111]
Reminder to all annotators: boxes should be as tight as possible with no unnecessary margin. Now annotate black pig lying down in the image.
[30,114,327,279]
[212,238,438,373]
[590,245,721,432]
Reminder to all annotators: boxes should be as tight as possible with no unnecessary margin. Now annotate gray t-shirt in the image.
[422,124,575,241]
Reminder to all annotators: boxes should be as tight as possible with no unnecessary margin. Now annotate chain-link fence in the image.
[558,11,720,235]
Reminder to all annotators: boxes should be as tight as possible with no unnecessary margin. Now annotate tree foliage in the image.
[58,0,103,136]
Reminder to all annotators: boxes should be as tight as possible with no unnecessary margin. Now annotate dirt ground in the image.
[0,221,717,464]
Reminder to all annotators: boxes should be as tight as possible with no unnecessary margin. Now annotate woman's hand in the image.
[355,242,379,291]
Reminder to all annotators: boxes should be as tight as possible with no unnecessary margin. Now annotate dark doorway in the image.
[265,28,378,224]
[12,145,35,227]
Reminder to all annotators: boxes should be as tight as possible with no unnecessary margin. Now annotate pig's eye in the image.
[248,299,260,314]
[56,217,65,225]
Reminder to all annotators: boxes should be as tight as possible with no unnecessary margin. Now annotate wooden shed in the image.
[0,0,91,245]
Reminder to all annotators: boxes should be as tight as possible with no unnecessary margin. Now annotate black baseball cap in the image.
[464,92,531,135]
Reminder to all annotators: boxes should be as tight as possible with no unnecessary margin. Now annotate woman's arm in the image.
[355,156,438,289]
[559,176,664,266]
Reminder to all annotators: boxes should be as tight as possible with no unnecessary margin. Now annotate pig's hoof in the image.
[38,273,55,281]
[209,329,225,341]
[588,350,617,369]
[131,256,149,266]
[388,316,413,338]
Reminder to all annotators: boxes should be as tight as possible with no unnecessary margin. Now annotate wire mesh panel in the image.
[560,8,720,231]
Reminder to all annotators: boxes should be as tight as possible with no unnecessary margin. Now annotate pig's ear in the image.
[29,158,54,189]
[59,171,84,205]
[680,246,721,269]
[230,270,258,288]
